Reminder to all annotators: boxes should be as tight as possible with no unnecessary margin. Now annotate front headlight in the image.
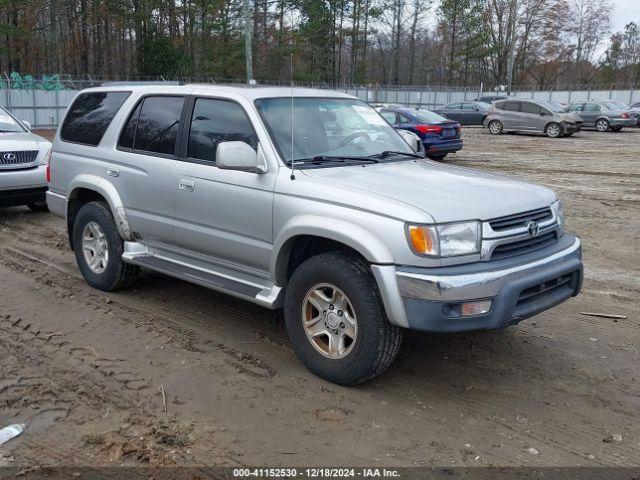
[407,221,480,257]
[551,200,565,233]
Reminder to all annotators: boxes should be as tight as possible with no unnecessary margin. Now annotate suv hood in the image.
[0,132,49,150]
[301,160,556,223]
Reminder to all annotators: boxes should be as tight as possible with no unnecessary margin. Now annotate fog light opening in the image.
[461,300,492,317]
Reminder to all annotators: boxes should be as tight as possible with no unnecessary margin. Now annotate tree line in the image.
[1,0,639,88]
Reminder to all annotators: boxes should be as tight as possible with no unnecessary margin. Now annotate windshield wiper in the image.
[369,150,424,159]
[290,155,380,165]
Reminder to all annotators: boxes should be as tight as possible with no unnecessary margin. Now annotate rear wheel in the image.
[488,120,503,135]
[545,122,562,138]
[427,153,448,160]
[284,252,402,385]
[611,126,623,132]
[595,119,610,132]
[72,201,139,291]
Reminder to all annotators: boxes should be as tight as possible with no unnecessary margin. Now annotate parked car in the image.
[0,106,51,211]
[565,101,636,132]
[484,99,582,138]
[622,101,640,126]
[379,107,462,159]
[477,95,509,103]
[48,85,582,385]
[432,101,491,126]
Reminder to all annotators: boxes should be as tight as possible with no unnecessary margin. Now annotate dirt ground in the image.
[0,127,638,468]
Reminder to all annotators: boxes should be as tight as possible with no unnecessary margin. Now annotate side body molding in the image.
[271,214,395,286]
[67,174,135,241]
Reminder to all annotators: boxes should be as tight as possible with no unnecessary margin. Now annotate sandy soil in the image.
[0,128,638,468]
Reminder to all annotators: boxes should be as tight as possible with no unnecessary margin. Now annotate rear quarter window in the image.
[60,91,130,146]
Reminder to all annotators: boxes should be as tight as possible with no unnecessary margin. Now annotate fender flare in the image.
[67,174,134,241]
[271,214,395,286]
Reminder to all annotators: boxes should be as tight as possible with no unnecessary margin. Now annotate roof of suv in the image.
[79,84,356,101]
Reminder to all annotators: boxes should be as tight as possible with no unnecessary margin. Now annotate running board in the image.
[122,242,283,309]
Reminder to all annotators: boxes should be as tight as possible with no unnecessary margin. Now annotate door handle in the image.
[106,166,119,177]
[178,179,195,192]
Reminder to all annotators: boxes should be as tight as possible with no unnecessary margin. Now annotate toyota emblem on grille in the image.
[3,153,16,161]
[526,221,540,237]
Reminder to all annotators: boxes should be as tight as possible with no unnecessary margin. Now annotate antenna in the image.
[290,53,295,180]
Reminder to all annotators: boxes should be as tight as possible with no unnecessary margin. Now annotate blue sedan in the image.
[378,107,463,160]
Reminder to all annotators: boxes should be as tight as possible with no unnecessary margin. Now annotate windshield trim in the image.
[0,107,27,133]
[254,96,413,169]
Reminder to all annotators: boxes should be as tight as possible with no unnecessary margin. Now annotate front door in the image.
[172,97,276,274]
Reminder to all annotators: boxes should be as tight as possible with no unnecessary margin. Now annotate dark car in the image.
[432,101,491,126]
[379,107,462,160]
[477,95,509,104]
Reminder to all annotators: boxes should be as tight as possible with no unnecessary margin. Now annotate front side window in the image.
[187,98,258,162]
[583,103,601,112]
[255,97,412,164]
[568,103,583,112]
[462,103,477,110]
[446,103,462,110]
[61,91,130,146]
[122,96,185,155]
[0,107,26,133]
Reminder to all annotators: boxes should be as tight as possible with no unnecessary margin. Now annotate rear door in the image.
[114,94,187,245]
[501,101,521,129]
[581,103,601,125]
[172,96,276,273]
[519,101,546,132]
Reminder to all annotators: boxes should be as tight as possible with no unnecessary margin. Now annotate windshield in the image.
[255,97,413,163]
[539,101,565,112]
[414,109,448,123]
[0,108,26,133]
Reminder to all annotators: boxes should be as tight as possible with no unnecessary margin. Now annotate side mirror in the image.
[216,141,267,174]
[21,120,32,130]
[396,129,425,156]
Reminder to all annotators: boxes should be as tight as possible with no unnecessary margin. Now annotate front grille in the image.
[0,150,38,167]
[491,231,558,260]
[489,207,553,231]
[517,273,573,306]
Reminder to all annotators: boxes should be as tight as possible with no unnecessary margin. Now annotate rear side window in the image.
[118,96,185,155]
[61,91,130,146]
[583,103,601,112]
[446,103,462,109]
[504,101,521,112]
[522,102,542,115]
[380,111,397,124]
[187,98,257,162]
[494,101,506,110]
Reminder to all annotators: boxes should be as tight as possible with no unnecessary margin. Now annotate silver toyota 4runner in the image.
[47,85,583,385]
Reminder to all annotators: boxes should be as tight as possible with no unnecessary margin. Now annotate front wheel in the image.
[595,119,610,132]
[488,120,503,135]
[72,201,139,291]
[284,252,402,385]
[545,122,562,138]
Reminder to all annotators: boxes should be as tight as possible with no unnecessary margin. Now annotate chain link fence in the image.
[2,73,640,128]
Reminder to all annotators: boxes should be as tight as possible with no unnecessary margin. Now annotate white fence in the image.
[3,85,640,128]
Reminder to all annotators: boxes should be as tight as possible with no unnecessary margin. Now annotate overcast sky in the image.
[612,0,640,32]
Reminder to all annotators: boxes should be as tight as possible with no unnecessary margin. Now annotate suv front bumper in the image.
[0,165,48,207]
[372,235,582,332]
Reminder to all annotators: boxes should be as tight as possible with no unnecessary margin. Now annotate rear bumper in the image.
[372,235,582,332]
[0,165,48,207]
[423,139,463,154]
[609,118,637,127]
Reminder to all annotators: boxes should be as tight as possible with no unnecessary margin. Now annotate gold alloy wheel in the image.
[301,283,358,359]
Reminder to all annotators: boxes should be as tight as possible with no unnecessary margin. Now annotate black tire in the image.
[27,202,49,212]
[488,120,503,135]
[611,126,623,132]
[545,122,562,138]
[72,201,139,291]
[427,153,448,160]
[284,251,403,385]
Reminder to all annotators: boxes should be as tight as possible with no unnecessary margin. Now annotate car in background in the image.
[565,101,636,132]
[0,106,51,211]
[484,99,582,138]
[618,101,640,126]
[379,107,462,160]
[477,95,508,104]
[432,101,491,126]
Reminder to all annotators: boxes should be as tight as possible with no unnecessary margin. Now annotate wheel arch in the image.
[66,175,134,248]
[271,215,395,287]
